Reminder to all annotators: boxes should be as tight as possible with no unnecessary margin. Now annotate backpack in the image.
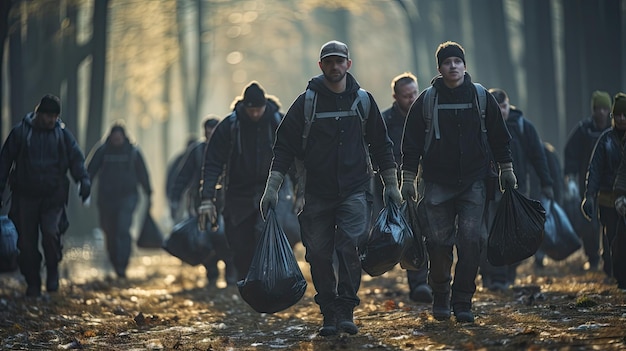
[301,88,370,151]
[422,83,487,156]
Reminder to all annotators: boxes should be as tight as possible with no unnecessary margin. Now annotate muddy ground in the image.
[1,235,625,351]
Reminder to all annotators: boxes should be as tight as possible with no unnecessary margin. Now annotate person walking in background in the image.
[86,123,152,279]
[564,90,612,274]
[479,88,554,291]
[170,115,237,287]
[401,41,515,323]
[0,94,91,297]
[166,136,198,222]
[197,81,295,283]
[260,40,401,336]
[375,72,432,303]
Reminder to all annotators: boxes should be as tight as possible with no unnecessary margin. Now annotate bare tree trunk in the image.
[85,0,109,152]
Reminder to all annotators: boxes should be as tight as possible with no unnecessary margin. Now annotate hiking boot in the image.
[25,284,41,298]
[410,284,433,304]
[336,303,358,335]
[432,292,451,321]
[319,304,337,336]
[453,303,475,323]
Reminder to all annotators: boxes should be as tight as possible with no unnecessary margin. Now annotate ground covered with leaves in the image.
[1,238,625,351]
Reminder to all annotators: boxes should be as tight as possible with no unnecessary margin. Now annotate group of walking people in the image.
[1,39,624,337]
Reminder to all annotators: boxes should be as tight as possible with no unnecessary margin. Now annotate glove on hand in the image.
[381,168,402,206]
[293,196,305,215]
[542,186,555,200]
[400,170,418,202]
[197,199,217,231]
[260,171,284,220]
[581,196,595,221]
[79,178,91,202]
[615,196,626,217]
[498,162,518,192]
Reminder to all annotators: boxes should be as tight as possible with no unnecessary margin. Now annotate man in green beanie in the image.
[564,90,612,274]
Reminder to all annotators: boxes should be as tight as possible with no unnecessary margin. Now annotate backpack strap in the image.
[302,89,317,151]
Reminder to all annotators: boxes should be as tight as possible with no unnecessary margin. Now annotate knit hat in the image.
[35,94,61,114]
[242,82,266,107]
[436,41,465,67]
[320,40,349,60]
[612,92,626,116]
[591,90,611,109]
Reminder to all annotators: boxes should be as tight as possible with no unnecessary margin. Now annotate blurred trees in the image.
[1,0,624,235]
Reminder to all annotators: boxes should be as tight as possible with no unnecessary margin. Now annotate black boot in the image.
[25,274,42,297]
[336,303,358,335]
[319,303,338,336]
[432,292,451,321]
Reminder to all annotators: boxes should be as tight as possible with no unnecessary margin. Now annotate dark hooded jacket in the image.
[271,73,395,198]
[402,73,512,185]
[87,137,151,205]
[381,102,406,165]
[200,98,282,221]
[585,128,625,206]
[0,112,89,204]
[564,117,609,192]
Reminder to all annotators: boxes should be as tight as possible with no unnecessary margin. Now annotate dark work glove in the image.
[260,171,284,220]
[79,178,91,202]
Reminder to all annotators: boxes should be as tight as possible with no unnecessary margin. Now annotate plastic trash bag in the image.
[399,200,427,271]
[487,187,546,266]
[163,216,214,266]
[238,208,307,314]
[137,208,165,249]
[0,215,19,273]
[540,198,581,261]
[361,201,413,276]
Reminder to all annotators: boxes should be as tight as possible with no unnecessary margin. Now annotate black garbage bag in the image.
[487,187,546,266]
[163,216,214,266]
[540,198,581,261]
[399,200,427,271]
[238,208,307,314]
[275,175,301,248]
[137,207,165,249]
[0,215,19,273]
[361,201,413,276]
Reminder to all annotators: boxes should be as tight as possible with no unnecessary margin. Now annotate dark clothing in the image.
[586,128,625,280]
[504,109,553,196]
[271,73,395,312]
[402,74,512,310]
[0,113,89,293]
[402,75,512,182]
[381,102,406,165]
[170,141,207,212]
[529,143,564,204]
[87,139,152,277]
[272,74,395,198]
[200,98,283,279]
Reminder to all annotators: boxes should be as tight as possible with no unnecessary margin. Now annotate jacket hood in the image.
[233,97,281,123]
[306,72,361,97]
[23,112,64,129]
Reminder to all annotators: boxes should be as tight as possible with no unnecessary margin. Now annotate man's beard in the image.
[324,71,346,83]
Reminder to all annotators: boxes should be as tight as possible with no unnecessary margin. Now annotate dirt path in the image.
[1,239,625,350]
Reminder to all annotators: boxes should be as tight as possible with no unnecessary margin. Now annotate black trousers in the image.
[10,196,63,286]
[98,194,138,276]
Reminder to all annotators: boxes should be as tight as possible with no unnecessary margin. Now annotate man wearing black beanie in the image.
[401,41,515,323]
[0,94,91,297]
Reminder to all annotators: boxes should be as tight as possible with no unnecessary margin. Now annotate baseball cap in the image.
[320,40,349,60]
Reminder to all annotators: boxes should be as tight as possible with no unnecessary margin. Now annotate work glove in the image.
[615,196,626,216]
[400,170,418,202]
[381,168,402,206]
[541,186,554,200]
[498,162,518,192]
[260,171,284,220]
[581,196,595,221]
[197,199,217,231]
[79,178,91,202]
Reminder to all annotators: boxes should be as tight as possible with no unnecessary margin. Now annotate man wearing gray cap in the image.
[260,40,401,335]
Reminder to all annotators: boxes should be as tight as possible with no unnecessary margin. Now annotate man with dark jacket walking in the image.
[260,41,402,336]
[197,81,293,283]
[401,42,515,323]
[87,123,152,279]
[0,94,91,297]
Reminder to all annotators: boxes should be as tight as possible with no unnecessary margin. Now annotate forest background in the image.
[1,0,624,237]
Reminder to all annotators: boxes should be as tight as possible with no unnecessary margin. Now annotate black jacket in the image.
[381,102,406,165]
[505,108,553,196]
[87,139,151,205]
[586,128,625,198]
[170,140,206,208]
[564,117,609,192]
[402,74,512,185]
[0,113,89,204]
[200,99,282,205]
[271,73,395,198]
